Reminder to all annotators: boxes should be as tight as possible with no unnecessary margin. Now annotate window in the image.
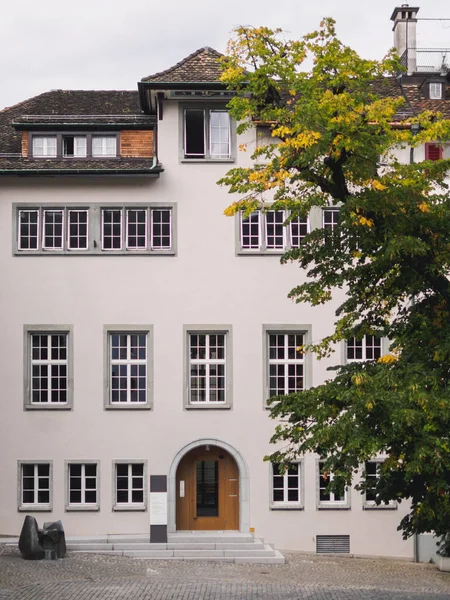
[429,82,443,100]
[101,207,173,252]
[114,462,146,510]
[92,136,116,157]
[32,136,57,157]
[425,143,443,161]
[68,210,88,250]
[19,462,52,511]
[318,462,349,508]
[15,204,175,256]
[364,460,396,509]
[347,335,382,362]
[67,463,99,510]
[189,333,226,404]
[62,135,87,158]
[271,463,303,509]
[105,326,153,410]
[18,210,39,250]
[183,107,231,159]
[30,133,117,158]
[185,327,232,408]
[24,326,73,410]
[267,333,304,398]
[42,210,64,250]
[323,208,339,232]
[239,210,309,253]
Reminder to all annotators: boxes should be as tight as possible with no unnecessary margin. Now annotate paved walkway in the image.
[1,544,450,599]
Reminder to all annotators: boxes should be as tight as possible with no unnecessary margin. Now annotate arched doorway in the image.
[176,444,239,530]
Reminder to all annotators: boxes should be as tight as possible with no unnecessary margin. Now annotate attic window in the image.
[425,143,443,161]
[183,108,231,160]
[63,136,87,158]
[429,83,443,100]
[32,136,57,158]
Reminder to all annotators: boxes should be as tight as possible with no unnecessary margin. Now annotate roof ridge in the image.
[141,46,223,82]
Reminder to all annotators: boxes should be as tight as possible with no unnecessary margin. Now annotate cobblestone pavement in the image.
[1,544,450,599]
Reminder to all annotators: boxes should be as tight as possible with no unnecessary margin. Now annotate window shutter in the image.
[425,143,443,161]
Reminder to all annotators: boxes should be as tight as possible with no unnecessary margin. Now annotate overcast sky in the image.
[1,0,449,109]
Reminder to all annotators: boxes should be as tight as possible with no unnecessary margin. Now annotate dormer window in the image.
[62,136,87,158]
[429,82,443,100]
[183,107,231,160]
[30,133,118,158]
[92,136,117,157]
[32,136,57,157]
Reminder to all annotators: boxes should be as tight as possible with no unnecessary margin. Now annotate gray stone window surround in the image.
[362,459,397,511]
[178,102,236,163]
[18,460,53,512]
[262,324,312,409]
[28,132,120,159]
[23,325,74,411]
[269,460,305,511]
[235,206,331,256]
[13,203,177,257]
[316,458,351,511]
[103,325,154,411]
[183,325,233,410]
[65,460,100,512]
[112,459,148,511]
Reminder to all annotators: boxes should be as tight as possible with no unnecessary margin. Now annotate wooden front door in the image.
[176,446,239,530]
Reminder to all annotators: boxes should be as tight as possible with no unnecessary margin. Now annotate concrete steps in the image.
[65,532,285,564]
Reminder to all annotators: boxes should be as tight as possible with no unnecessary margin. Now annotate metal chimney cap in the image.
[390,5,420,21]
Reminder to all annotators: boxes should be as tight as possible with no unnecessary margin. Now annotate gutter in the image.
[0,167,164,177]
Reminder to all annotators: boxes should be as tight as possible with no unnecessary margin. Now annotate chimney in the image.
[390,5,420,73]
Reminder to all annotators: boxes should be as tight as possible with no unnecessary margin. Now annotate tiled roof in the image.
[0,90,143,154]
[141,47,224,83]
[0,156,161,175]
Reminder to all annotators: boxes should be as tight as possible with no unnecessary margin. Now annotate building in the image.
[0,5,448,559]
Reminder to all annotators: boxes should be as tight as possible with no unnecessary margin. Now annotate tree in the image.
[218,20,450,540]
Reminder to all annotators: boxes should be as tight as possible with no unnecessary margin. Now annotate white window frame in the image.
[126,208,148,250]
[42,209,64,250]
[92,136,117,158]
[113,461,147,511]
[66,461,99,511]
[18,461,52,511]
[109,333,147,404]
[238,210,309,254]
[270,462,303,509]
[104,326,153,410]
[182,106,232,161]
[24,325,73,410]
[150,208,172,250]
[363,460,397,510]
[346,335,383,363]
[267,332,305,397]
[32,136,57,157]
[67,209,89,250]
[101,208,123,251]
[188,332,227,404]
[429,82,443,100]
[184,326,232,409]
[322,208,340,232]
[317,461,350,509]
[18,209,40,251]
[62,135,87,158]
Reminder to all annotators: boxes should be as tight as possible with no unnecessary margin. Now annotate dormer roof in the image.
[141,47,224,84]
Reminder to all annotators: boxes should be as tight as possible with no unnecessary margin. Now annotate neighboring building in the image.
[0,5,448,558]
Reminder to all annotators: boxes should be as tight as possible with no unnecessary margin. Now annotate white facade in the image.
[0,94,417,558]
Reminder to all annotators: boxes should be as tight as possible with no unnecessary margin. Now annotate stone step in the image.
[67,541,266,552]
[167,536,252,544]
